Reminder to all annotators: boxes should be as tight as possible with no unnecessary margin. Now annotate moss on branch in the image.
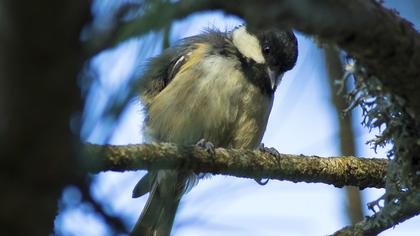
[84,143,387,189]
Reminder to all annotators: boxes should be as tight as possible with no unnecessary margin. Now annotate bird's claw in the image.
[254,178,270,185]
[196,139,215,156]
[259,143,281,158]
[367,194,385,213]
[254,143,282,186]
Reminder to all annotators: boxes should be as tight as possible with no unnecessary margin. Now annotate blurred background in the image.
[54,1,420,235]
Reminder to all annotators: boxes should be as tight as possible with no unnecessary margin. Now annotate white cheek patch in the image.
[232,26,265,64]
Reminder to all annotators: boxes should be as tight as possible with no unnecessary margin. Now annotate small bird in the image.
[132,25,298,236]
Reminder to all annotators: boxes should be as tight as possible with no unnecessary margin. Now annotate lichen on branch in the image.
[84,142,387,189]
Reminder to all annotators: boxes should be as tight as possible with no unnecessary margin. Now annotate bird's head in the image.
[232,26,298,91]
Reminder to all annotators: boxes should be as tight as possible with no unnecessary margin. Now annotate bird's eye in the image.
[263,45,271,54]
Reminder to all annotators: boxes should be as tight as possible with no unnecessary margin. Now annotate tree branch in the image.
[84,143,387,189]
[333,191,420,236]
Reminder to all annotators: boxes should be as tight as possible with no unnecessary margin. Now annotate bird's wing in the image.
[139,30,234,106]
[138,46,190,106]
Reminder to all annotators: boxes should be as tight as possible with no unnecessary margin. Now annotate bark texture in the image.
[84,143,387,189]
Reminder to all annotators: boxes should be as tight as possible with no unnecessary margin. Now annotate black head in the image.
[256,29,298,75]
[231,26,298,92]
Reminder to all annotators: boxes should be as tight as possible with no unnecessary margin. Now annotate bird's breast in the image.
[144,53,273,149]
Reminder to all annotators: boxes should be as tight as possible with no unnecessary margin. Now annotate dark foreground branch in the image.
[84,143,387,189]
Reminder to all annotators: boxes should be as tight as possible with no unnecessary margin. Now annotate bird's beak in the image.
[267,68,283,90]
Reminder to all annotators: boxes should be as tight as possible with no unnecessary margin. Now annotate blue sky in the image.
[55,1,420,235]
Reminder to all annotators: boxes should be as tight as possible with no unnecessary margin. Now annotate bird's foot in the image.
[196,139,215,156]
[254,144,282,186]
[367,194,385,213]
[259,143,281,158]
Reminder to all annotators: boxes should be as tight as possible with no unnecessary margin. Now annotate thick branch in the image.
[84,143,387,189]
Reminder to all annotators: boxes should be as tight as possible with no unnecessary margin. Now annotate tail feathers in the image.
[132,173,155,198]
[131,173,183,236]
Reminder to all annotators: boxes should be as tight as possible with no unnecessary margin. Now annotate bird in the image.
[131,25,298,236]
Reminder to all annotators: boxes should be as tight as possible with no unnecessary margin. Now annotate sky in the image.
[55,1,420,235]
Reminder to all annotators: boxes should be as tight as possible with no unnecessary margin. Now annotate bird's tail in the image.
[131,171,184,236]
